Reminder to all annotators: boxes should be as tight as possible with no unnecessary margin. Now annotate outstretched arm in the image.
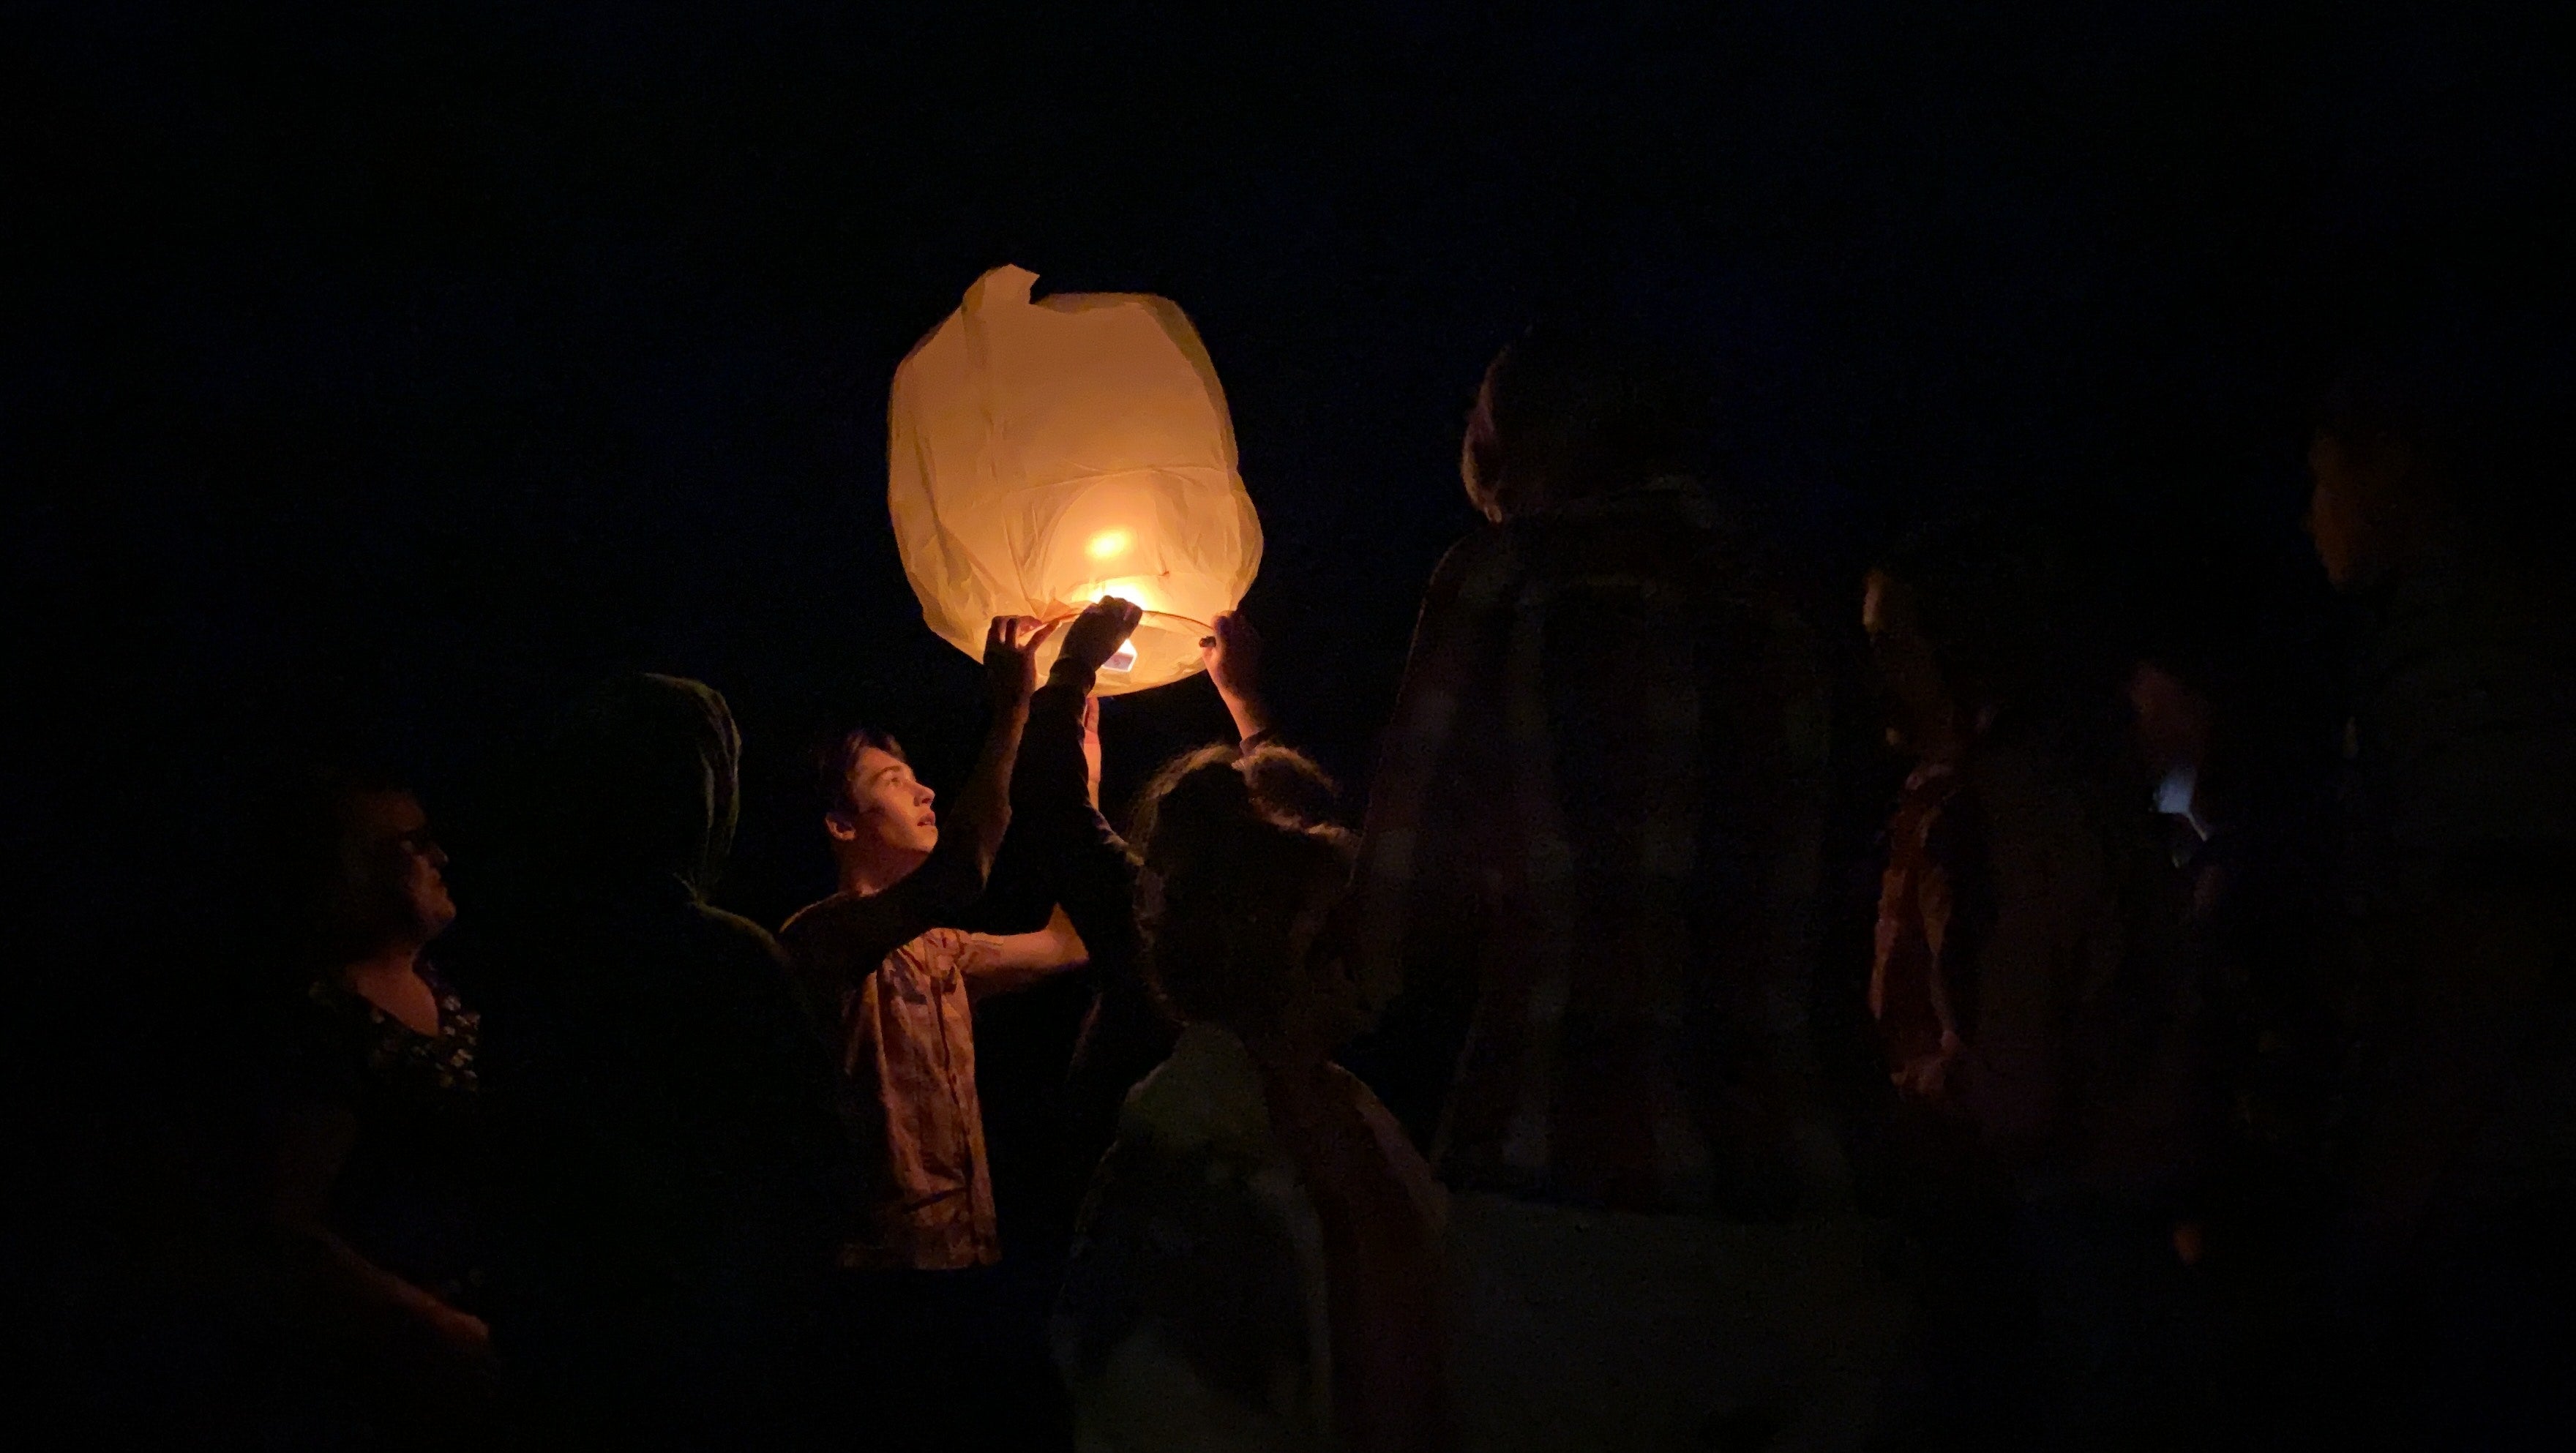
[782,616,1050,973]
[1019,598,1149,964]
[963,904,1092,1002]
[946,615,1052,879]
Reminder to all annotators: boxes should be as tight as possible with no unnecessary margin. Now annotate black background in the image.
[12,0,2571,1116]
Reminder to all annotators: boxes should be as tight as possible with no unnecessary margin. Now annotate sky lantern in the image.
[888,265,1263,694]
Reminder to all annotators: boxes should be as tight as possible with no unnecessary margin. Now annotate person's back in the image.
[1861,536,2214,1449]
[2348,561,2576,881]
[2308,378,2576,1445]
[1380,485,1841,1214]
[501,884,844,1323]
[1057,753,1450,1453]
[1355,328,1902,1450]
[471,674,847,1449]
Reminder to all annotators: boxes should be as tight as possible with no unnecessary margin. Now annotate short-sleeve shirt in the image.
[286,961,491,1309]
[782,913,999,1272]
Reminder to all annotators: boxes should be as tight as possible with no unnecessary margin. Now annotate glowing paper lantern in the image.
[888,265,1264,694]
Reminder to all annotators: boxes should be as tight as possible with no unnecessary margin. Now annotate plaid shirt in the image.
[1355,480,1845,1217]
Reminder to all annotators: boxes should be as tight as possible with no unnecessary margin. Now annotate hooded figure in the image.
[473,675,850,1449]
[553,672,747,896]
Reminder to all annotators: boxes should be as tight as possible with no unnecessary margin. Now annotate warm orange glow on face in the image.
[1086,528,1133,560]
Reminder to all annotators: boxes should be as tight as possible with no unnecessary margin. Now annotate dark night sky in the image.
[10,2,2572,1070]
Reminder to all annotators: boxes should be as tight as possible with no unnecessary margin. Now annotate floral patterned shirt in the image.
[291,960,490,1307]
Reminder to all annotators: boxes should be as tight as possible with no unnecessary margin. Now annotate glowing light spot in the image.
[1087,576,1169,612]
[1104,638,1138,673]
[1086,529,1133,560]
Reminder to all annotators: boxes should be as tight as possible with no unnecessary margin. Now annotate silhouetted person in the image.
[472,673,850,1449]
[1055,611,1346,1206]
[2127,647,2341,1239]
[2307,369,2576,1448]
[778,614,1088,1446]
[1862,536,2207,1449]
[1054,754,1450,1453]
[2125,579,2349,1446]
[261,769,502,1449]
[1355,327,1905,1450]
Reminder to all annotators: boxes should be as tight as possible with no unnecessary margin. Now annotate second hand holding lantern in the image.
[888,265,1264,694]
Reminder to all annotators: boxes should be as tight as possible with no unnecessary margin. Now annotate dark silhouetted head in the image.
[1462,323,1710,522]
[544,673,743,896]
[1131,751,1359,1054]
[273,765,455,968]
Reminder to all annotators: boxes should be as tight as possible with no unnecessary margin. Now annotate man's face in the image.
[833,746,938,861]
[347,790,455,943]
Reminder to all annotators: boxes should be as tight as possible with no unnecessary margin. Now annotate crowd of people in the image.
[201,326,2571,1450]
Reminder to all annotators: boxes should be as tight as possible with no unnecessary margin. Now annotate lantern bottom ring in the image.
[1036,608,1216,695]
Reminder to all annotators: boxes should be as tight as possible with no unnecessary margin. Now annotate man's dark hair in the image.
[816,726,905,816]
[1467,322,1711,518]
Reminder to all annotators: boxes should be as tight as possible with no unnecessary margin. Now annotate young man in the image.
[781,603,1139,1438]
[784,613,1121,1274]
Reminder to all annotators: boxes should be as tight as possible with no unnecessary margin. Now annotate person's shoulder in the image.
[778,889,869,952]
[1423,525,1520,607]
[1966,739,2067,812]
[1120,1025,1273,1158]
[1967,735,2124,866]
[1323,1063,1447,1223]
[777,893,834,945]
[686,900,790,966]
[1320,1062,1409,1137]
[1431,523,1508,572]
[877,924,973,984]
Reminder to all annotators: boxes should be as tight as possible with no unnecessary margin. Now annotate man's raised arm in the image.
[1018,597,1147,959]
[784,615,1051,969]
